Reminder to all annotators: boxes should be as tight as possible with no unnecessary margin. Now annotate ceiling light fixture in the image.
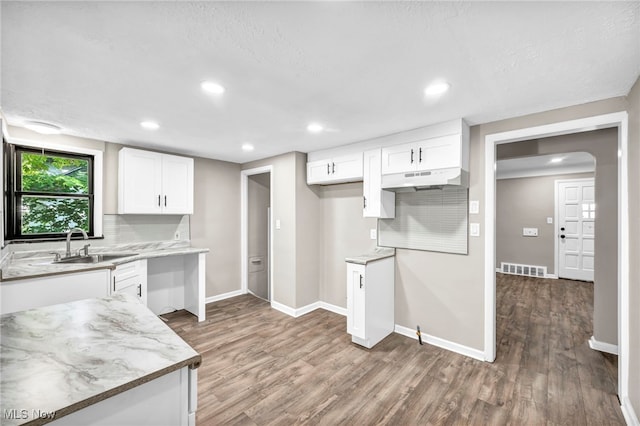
[307,123,324,133]
[242,143,254,152]
[140,121,160,130]
[550,157,564,163]
[424,81,451,97]
[201,81,225,95]
[23,121,62,135]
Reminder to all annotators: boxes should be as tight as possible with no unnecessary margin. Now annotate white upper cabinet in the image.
[306,152,363,185]
[363,149,395,218]
[381,133,466,175]
[119,147,194,214]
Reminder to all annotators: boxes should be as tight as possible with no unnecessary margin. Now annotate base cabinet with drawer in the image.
[346,257,395,349]
[110,260,147,305]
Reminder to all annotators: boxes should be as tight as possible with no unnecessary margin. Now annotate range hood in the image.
[381,167,468,192]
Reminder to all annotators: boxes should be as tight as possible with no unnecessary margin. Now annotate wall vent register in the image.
[500,262,547,278]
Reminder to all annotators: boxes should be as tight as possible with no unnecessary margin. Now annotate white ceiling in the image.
[496,152,595,180]
[2,1,639,164]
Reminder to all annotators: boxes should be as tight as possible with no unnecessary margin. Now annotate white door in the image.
[346,263,366,339]
[119,148,163,214]
[332,153,363,181]
[558,179,595,281]
[381,142,416,174]
[306,159,331,184]
[417,134,461,171]
[162,154,194,214]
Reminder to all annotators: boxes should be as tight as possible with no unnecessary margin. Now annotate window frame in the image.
[3,137,103,242]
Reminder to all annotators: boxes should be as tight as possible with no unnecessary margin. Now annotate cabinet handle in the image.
[332,162,335,174]
[164,195,167,207]
[359,274,363,288]
[327,163,330,175]
[410,149,414,164]
[137,284,142,297]
[158,195,161,207]
[419,147,423,163]
[113,277,116,292]
[363,196,367,209]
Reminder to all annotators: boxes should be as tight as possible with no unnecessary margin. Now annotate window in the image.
[5,144,95,240]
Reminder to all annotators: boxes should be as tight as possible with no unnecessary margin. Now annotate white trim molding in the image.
[484,111,630,403]
[621,396,640,426]
[394,325,485,361]
[270,300,347,318]
[205,289,245,305]
[588,336,619,355]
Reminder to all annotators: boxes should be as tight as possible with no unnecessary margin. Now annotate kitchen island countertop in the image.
[0,293,201,426]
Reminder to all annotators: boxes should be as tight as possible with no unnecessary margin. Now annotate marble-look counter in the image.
[0,241,209,282]
[0,293,201,426]
[345,247,396,265]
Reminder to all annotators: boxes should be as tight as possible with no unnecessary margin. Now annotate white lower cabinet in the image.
[346,257,395,349]
[0,269,110,315]
[110,260,147,305]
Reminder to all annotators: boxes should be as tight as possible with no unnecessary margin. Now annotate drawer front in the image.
[114,275,142,293]
[113,261,140,282]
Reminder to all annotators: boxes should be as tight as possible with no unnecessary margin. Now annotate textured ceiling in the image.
[2,1,639,163]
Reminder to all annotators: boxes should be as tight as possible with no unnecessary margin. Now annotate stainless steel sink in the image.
[52,253,138,264]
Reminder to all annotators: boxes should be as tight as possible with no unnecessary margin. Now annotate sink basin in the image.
[52,253,138,264]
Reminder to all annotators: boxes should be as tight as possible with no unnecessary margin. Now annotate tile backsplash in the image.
[3,214,190,254]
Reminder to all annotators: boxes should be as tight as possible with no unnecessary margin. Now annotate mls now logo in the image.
[3,409,28,420]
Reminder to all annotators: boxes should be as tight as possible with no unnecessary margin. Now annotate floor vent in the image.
[500,262,547,278]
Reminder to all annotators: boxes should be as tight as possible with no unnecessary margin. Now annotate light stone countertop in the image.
[345,247,396,265]
[0,241,209,282]
[0,293,201,426]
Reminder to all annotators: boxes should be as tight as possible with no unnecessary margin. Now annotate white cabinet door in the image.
[119,148,163,214]
[162,154,194,214]
[346,263,366,339]
[381,142,416,175]
[417,134,462,171]
[306,153,363,185]
[306,159,331,184]
[332,153,363,182]
[119,148,194,214]
[0,269,110,315]
[363,149,395,218]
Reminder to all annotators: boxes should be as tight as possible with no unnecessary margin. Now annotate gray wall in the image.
[318,182,377,308]
[627,75,640,419]
[497,172,594,274]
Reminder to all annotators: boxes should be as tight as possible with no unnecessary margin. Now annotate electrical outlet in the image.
[370,229,377,240]
[469,200,480,214]
[174,231,181,240]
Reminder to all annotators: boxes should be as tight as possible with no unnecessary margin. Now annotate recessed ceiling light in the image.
[307,123,324,133]
[140,121,160,130]
[242,143,254,152]
[201,81,225,95]
[424,81,451,96]
[550,157,564,163]
[23,121,62,135]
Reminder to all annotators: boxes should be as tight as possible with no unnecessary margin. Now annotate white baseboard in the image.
[205,289,244,304]
[271,300,348,318]
[394,324,485,361]
[622,396,640,426]
[588,336,619,355]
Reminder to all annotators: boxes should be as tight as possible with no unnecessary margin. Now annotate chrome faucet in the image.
[65,228,89,258]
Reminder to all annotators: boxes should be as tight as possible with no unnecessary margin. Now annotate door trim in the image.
[241,166,273,302]
[484,111,629,404]
[554,177,595,280]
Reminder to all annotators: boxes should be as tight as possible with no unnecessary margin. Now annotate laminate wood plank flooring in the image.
[163,274,623,425]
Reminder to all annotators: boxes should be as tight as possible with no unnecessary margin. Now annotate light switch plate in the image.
[370,229,377,240]
[469,200,480,214]
[275,219,281,230]
[547,217,553,224]
[470,223,480,237]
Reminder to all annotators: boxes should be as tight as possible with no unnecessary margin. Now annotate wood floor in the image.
[163,274,624,425]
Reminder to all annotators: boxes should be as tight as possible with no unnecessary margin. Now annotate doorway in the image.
[247,172,271,301]
[484,112,629,406]
[241,165,274,303]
